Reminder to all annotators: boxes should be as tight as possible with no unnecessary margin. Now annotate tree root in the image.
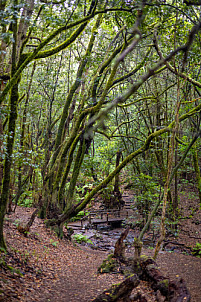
[96,229,191,302]
[91,274,140,302]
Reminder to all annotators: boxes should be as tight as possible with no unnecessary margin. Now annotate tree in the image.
[0,0,201,251]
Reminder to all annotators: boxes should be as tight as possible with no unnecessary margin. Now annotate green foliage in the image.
[49,239,59,247]
[70,210,89,222]
[1,0,201,249]
[17,190,34,207]
[192,242,201,258]
[84,137,119,179]
[18,198,33,208]
[72,233,93,245]
[130,173,162,219]
[98,254,118,273]
[101,183,114,202]
[13,219,21,226]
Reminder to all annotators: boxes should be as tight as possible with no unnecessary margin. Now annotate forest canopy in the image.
[0,0,201,252]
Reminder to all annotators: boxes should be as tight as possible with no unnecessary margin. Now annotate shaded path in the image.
[34,246,201,302]
[156,252,201,302]
[141,248,201,302]
[2,201,201,302]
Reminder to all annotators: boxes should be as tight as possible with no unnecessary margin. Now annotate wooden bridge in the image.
[67,194,134,229]
[67,210,125,229]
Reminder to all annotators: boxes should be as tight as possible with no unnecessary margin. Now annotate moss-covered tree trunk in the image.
[0,83,19,249]
[193,146,201,205]
[15,62,36,206]
[154,79,181,259]
[113,151,123,206]
[0,0,18,248]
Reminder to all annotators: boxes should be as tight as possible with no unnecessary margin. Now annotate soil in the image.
[0,187,201,302]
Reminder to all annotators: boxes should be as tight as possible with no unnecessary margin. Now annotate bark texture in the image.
[91,274,140,302]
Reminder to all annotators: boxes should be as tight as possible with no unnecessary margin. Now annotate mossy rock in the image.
[98,254,119,273]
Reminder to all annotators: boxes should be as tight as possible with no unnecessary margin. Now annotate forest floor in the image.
[0,187,201,302]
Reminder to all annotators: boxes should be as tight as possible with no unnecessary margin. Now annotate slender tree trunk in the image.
[193,146,201,205]
[154,80,181,259]
[113,151,124,208]
[15,62,36,206]
[173,141,178,226]
[0,0,18,248]
[0,82,19,249]
[0,0,7,74]
[0,115,3,189]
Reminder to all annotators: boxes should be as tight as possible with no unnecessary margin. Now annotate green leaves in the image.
[192,242,201,257]
[49,239,59,247]
[72,233,93,244]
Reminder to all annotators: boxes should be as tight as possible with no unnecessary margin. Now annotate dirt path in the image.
[34,247,201,302]
[156,252,201,302]
[138,248,201,302]
[1,206,201,302]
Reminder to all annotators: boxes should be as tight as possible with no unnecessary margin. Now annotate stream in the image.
[71,225,155,252]
[68,191,193,256]
[70,222,193,256]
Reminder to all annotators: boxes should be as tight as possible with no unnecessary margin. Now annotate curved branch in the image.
[112,45,152,87]
[153,24,201,88]
[47,87,201,226]
[0,3,134,104]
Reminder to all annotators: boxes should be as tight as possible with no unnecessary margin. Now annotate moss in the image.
[35,23,87,59]
[158,278,170,295]
[122,268,133,277]
[159,279,169,288]
[146,263,156,270]
[140,254,151,261]
[98,254,118,273]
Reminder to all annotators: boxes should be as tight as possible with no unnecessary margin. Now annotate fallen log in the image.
[139,256,191,302]
[98,229,191,302]
[17,207,39,236]
[91,274,140,302]
[17,195,42,236]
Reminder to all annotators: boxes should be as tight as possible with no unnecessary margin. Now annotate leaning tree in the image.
[0,0,201,251]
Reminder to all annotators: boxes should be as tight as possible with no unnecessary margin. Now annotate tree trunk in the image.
[113,151,124,208]
[173,141,178,228]
[91,275,140,302]
[17,208,38,236]
[15,62,36,206]
[0,81,19,249]
[17,195,42,236]
[0,115,3,189]
[154,79,181,259]
[0,0,19,249]
[139,256,191,302]
[114,227,129,261]
[193,146,201,205]
[0,206,6,250]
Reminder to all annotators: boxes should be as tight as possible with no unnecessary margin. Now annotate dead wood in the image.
[99,230,191,302]
[17,195,42,236]
[114,227,129,261]
[91,274,140,302]
[139,256,191,302]
[163,240,192,251]
[17,208,39,236]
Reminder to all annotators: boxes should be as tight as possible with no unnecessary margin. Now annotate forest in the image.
[0,0,201,301]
